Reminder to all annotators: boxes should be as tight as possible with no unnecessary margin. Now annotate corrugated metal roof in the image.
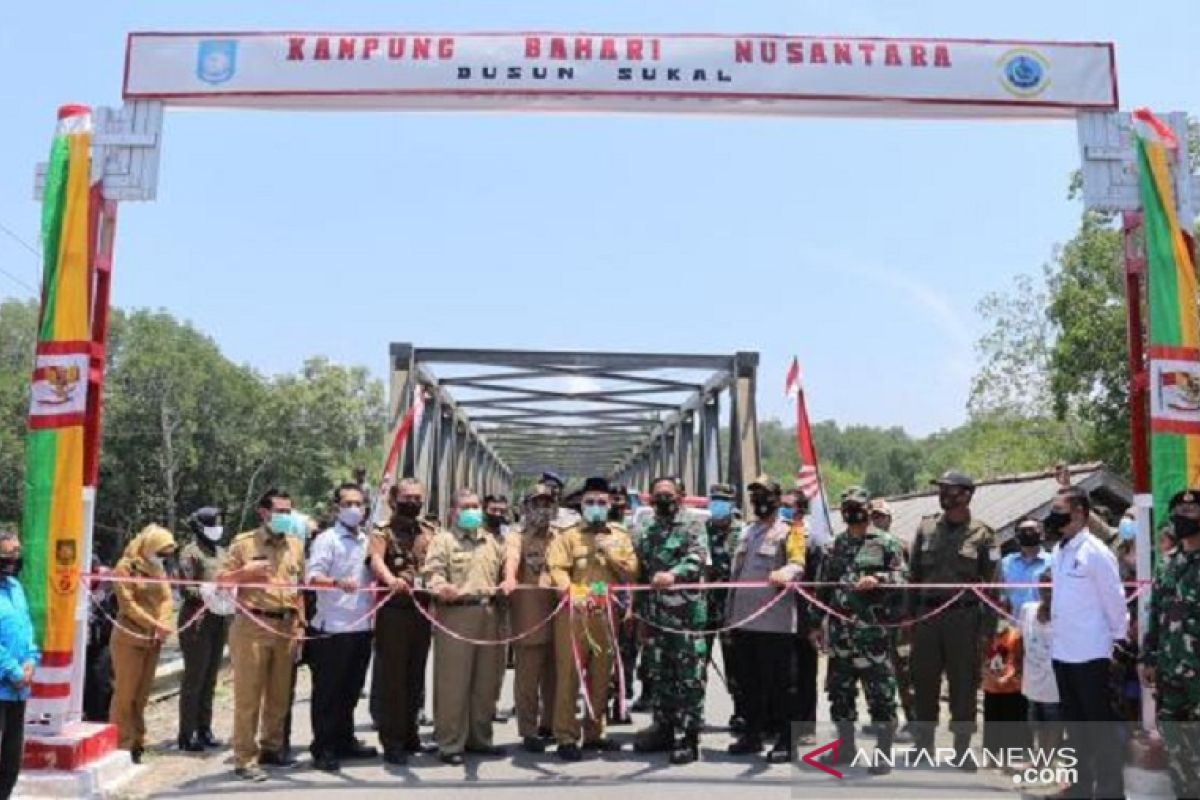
[831,462,1132,547]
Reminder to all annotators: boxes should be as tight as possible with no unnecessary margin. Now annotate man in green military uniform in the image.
[176,506,231,752]
[1140,488,1200,800]
[704,483,744,729]
[810,487,907,774]
[908,470,999,766]
[632,477,709,764]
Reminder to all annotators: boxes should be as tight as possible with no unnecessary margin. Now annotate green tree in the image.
[0,300,38,526]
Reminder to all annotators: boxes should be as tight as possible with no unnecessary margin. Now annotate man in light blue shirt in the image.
[998,519,1052,613]
[0,529,39,799]
[305,484,376,772]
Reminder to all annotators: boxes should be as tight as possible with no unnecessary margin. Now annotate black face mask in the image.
[842,507,868,525]
[1043,510,1072,535]
[939,489,968,512]
[652,495,678,518]
[609,506,626,522]
[752,497,779,519]
[394,501,422,520]
[1017,532,1042,548]
[484,513,506,531]
[1171,514,1200,539]
[0,557,22,579]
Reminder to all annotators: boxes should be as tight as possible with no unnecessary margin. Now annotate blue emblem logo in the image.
[998,48,1049,97]
[196,39,238,85]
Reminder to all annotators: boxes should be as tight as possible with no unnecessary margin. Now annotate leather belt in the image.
[245,607,297,620]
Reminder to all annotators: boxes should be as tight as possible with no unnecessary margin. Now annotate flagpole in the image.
[797,385,836,540]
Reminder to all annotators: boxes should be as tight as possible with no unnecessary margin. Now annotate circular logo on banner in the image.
[998,48,1050,97]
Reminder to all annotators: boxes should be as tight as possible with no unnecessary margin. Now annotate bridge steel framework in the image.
[388,344,761,522]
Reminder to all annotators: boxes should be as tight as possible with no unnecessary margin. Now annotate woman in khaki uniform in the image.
[110,524,176,762]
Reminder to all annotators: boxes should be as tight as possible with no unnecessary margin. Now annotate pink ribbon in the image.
[90,590,208,643]
[795,585,969,630]
[414,595,569,647]
[604,599,626,719]
[568,600,595,721]
[618,586,792,637]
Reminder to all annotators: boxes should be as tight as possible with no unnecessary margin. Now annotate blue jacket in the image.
[0,577,40,701]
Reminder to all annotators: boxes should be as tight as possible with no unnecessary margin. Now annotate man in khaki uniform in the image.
[547,477,638,761]
[218,489,306,782]
[500,483,559,752]
[423,488,506,765]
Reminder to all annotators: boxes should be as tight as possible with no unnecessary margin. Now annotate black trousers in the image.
[793,634,819,736]
[177,605,229,737]
[732,630,796,743]
[0,700,24,800]
[1052,659,1125,800]
[375,604,432,752]
[309,631,373,757]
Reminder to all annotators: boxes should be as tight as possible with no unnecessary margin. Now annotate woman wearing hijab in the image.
[110,524,176,762]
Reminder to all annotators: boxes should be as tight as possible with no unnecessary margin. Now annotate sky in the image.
[1,1,1198,437]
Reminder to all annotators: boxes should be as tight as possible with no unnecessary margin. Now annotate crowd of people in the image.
[0,465,1197,800]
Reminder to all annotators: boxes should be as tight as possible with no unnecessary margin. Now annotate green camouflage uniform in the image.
[1142,544,1200,799]
[705,518,743,704]
[812,528,907,724]
[635,511,709,735]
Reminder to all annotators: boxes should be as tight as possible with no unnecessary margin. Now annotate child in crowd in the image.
[1018,571,1062,753]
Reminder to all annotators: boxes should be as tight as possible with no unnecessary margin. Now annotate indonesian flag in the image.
[788,358,832,547]
[374,385,426,521]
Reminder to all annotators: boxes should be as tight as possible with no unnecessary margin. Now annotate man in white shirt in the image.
[306,483,377,772]
[1046,486,1127,799]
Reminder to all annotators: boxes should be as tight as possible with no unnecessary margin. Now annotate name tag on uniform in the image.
[857,543,885,568]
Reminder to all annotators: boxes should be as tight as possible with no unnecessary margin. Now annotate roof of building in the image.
[833,462,1131,547]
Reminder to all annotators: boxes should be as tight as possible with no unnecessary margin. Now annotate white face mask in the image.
[201,525,223,543]
[338,507,365,529]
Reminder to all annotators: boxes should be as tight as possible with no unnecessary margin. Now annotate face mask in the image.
[201,525,223,543]
[394,500,422,520]
[652,495,678,518]
[525,507,552,529]
[485,513,506,530]
[780,507,795,523]
[269,512,293,536]
[1043,510,1071,535]
[939,490,965,512]
[709,500,733,521]
[582,505,608,526]
[608,506,626,522]
[751,498,778,519]
[1017,531,1042,548]
[0,557,22,579]
[1118,518,1137,542]
[457,509,483,531]
[842,507,868,525]
[1170,514,1200,539]
[146,554,165,572]
[338,507,364,529]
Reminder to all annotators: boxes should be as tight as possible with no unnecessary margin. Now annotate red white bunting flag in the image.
[787,357,832,547]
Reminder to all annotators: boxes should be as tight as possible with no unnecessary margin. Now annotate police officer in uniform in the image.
[219,489,306,782]
[423,488,506,765]
[908,471,999,765]
[547,477,638,761]
[1140,488,1200,800]
[501,483,559,752]
[368,478,437,765]
[176,507,230,752]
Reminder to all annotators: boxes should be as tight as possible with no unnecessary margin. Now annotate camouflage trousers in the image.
[1157,685,1200,800]
[826,624,897,724]
[642,631,707,734]
[892,628,914,723]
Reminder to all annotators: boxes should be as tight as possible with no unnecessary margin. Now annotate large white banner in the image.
[124,32,1117,118]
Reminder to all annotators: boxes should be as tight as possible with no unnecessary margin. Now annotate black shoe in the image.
[466,744,505,757]
[832,735,855,766]
[668,738,699,765]
[197,729,223,748]
[439,752,464,766]
[868,728,894,776]
[728,714,746,734]
[522,736,547,753]
[861,722,881,736]
[383,749,407,766]
[313,753,341,772]
[583,738,622,752]
[630,695,651,713]
[557,743,582,761]
[178,733,204,752]
[403,740,437,754]
[259,749,299,768]
[537,726,553,740]
[954,735,976,772]
[727,736,764,755]
[492,709,511,723]
[766,740,792,764]
[339,741,379,760]
[130,747,144,765]
[633,723,674,753]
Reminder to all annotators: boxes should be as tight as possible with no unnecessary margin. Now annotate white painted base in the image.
[15,751,139,799]
[1124,764,1175,800]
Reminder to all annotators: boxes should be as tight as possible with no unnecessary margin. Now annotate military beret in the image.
[841,486,870,506]
[747,474,781,495]
[582,476,610,495]
[931,470,975,489]
[709,483,736,500]
[540,471,564,488]
[189,506,222,526]
[1168,489,1200,511]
